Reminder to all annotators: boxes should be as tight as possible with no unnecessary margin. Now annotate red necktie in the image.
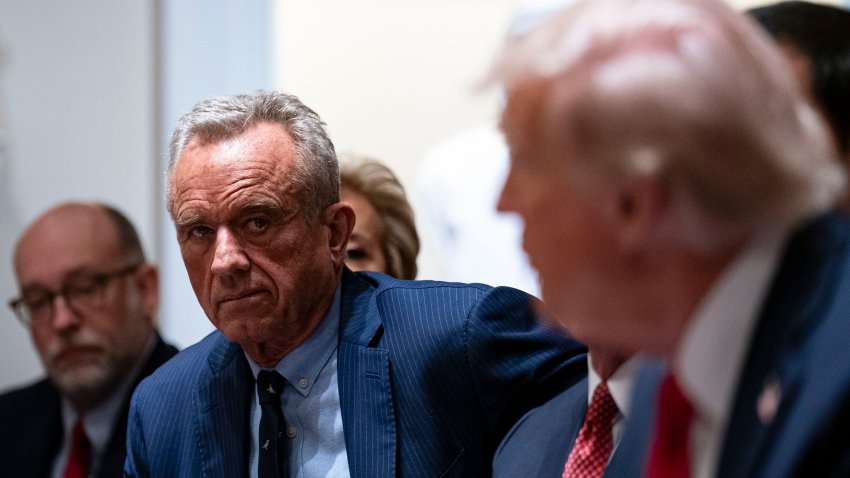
[63,419,91,478]
[646,374,694,478]
[562,382,619,478]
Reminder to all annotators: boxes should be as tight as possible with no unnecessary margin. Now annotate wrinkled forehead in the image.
[168,122,300,210]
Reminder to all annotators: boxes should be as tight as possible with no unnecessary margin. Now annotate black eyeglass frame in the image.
[7,262,143,327]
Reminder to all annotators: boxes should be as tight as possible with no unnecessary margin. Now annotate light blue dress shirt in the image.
[246,286,350,478]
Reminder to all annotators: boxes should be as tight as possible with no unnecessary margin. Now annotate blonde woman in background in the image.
[340,156,420,280]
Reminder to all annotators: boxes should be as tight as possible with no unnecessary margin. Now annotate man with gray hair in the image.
[125,90,585,477]
[492,0,850,476]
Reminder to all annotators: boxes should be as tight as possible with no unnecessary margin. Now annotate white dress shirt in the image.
[52,333,156,478]
[587,354,641,454]
[673,231,788,478]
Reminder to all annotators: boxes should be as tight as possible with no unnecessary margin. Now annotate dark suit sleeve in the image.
[492,378,589,478]
[464,286,587,439]
[124,394,150,478]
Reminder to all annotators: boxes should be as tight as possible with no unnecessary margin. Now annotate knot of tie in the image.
[587,382,619,429]
[257,370,286,406]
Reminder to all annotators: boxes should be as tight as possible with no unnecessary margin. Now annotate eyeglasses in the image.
[8,263,142,327]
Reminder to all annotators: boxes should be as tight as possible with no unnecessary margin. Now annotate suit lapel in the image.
[763,277,850,477]
[719,213,850,478]
[338,270,397,478]
[195,335,252,477]
[543,379,588,477]
[754,214,850,477]
[28,382,63,478]
[610,360,665,478]
[97,335,178,478]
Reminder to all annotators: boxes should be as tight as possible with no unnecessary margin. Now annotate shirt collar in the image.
[246,285,341,397]
[674,230,788,428]
[587,354,642,418]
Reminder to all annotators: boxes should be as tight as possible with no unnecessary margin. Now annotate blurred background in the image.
[0,0,846,390]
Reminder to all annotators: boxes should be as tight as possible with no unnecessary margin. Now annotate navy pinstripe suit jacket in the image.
[125,270,586,477]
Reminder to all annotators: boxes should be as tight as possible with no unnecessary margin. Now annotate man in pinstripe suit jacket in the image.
[125,91,586,477]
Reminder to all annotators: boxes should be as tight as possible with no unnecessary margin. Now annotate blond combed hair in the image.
[492,0,845,249]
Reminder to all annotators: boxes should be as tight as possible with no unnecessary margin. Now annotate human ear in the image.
[135,263,160,325]
[614,175,669,254]
[323,202,355,265]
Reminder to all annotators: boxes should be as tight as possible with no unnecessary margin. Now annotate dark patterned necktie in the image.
[257,370,287,478]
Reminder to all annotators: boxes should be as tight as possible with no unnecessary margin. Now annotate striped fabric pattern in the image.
[126,270,586,477]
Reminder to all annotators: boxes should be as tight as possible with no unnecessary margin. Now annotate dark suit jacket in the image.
[618,211,850,477]
[492,375,588,478]
[125,270,586,477]
[0,333,177,478]
[493,373,641,477]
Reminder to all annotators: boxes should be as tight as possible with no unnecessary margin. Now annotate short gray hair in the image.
[492,0,845,249]
[166,90,339,221]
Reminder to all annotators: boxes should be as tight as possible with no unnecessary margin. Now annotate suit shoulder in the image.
[493,377,589,477]
[0,378,57,412]
[135,331,229,398]
[363,274,537,329]
[360,271,535,308]
[358,271,493,295]
[503,375,589,442]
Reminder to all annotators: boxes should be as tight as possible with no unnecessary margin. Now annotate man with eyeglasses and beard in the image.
[0,202,178,478]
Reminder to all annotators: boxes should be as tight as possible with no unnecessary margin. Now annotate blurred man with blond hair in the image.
[492,0,850,476]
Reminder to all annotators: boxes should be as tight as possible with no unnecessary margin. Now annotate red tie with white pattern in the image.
[63,419,91,478]
[562,382,619,478]
[646,374,694,478]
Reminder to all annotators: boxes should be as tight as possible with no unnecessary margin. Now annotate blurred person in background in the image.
[0,202,177,478]
[340,155,419,280]
[748,1,850,210]
[492,0,850,476]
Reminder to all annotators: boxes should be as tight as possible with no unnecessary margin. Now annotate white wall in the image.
[157,0,270,349]
[272,0,516,280]
[271,0,850,283]
[0,0,157,391]
[729,0,844,7]
[0,0,272,392]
